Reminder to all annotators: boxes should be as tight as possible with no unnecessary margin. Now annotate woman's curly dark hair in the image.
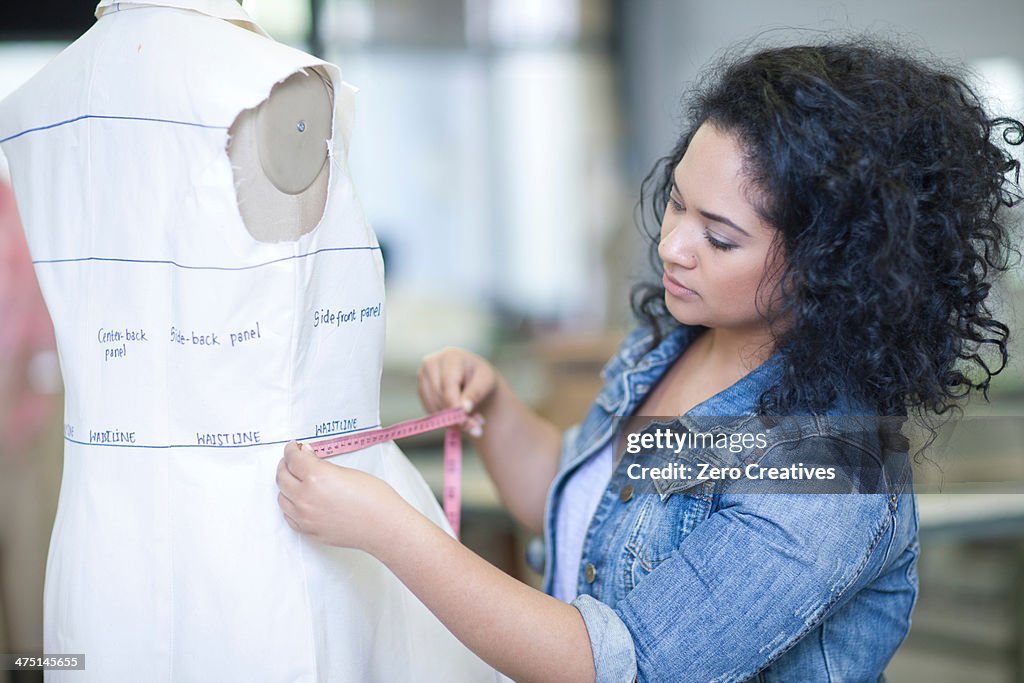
[632,38,1024,420]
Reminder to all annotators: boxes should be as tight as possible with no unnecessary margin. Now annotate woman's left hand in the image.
[276,441,402,553]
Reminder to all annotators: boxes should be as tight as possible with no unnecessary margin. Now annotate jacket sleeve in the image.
[571,437,899,683]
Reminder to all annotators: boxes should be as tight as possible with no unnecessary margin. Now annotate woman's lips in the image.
[663,272,699,298]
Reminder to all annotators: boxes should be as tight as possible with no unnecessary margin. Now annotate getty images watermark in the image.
[622,426,837,484]
[607,416,1024,494]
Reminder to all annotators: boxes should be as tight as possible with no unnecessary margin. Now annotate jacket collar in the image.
[610,323,784,418]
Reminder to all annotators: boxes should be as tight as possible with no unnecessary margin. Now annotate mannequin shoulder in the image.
[251,69,334,194]
[227,68,334,241]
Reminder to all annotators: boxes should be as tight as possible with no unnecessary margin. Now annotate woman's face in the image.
[659,123,782,334]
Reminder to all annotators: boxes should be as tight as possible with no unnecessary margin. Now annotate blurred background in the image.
[1,1,1023,681]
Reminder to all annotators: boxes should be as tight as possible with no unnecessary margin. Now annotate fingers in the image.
[417,352,446,414]
[418,347,498,419]
[278,491,299,521]
[440,351,465,410]
[464,413,485,439]
[283,441,316,480]
[278,463,317,539]
[459,362,496,414]
[276,455,300,499]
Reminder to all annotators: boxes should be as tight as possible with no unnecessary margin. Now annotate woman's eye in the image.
[704,229,737,251]
[668,195,684,212]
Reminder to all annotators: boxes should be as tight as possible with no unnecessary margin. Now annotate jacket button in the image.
[619,485,634,503]
[584,563,597,584]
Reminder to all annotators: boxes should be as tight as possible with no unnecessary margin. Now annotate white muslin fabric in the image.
[0,2,496,681]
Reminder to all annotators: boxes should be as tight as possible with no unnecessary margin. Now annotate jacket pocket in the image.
[623,482,714,591]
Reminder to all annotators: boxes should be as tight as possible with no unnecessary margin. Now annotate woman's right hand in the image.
[417,347,498,438]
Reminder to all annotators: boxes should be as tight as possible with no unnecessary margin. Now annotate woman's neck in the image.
[694,326,776,375]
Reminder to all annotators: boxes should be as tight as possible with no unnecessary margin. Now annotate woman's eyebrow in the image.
[699,210,751,237]
[673,179,752,238]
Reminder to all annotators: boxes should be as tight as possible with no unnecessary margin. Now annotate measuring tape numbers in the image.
[309,406,468,539]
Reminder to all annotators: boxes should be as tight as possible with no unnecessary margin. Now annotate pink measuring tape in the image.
[310,406,468,539]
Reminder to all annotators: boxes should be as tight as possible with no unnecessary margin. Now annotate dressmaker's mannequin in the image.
[0,1,496,678]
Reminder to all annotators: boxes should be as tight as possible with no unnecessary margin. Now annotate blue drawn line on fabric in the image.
[62,422,382,450]
[0,114,228,145]
[33,246,382,271]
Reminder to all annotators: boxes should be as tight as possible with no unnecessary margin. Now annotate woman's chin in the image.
[665,297,703,326]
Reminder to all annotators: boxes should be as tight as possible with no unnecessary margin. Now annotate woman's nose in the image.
[659,220,698,268]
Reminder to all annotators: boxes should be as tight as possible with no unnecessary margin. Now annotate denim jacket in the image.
[539,324,919,682]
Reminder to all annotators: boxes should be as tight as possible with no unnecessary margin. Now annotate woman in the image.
[276,40,1023,681]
